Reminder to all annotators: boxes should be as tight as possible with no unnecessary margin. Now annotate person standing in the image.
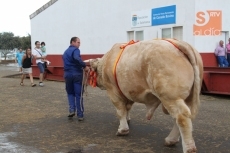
[20,48,36,87]
[32,41,46,87]
[226,38,230,67]
[62,37,89,121]
[15,48,24,73]
[215,40,229,67]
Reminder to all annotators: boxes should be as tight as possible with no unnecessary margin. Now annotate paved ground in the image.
[0,64,230,153]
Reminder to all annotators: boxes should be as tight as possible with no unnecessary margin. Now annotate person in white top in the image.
[32,41,46,87]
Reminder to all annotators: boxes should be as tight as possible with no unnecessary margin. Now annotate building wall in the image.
[31,0,230,55]
[31,0,195,55]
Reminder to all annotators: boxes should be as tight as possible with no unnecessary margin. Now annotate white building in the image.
[30,0,230,95]
[30,0,229,57]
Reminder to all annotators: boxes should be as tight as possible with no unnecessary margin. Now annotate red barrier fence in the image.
[32,54,103,81]
[32,53,230,95]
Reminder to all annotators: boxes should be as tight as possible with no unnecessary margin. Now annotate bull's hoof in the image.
[164,138,179,146]
[185,145,197,153]
[116,129,129,136]
[184,140,197,153]
[185,147,197,153]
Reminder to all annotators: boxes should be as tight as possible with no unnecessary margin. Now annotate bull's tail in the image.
[165,39,203,118]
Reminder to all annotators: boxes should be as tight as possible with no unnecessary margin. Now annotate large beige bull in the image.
[86,39,203,153]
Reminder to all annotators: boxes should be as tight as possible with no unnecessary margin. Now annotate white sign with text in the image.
[131,10,151,28]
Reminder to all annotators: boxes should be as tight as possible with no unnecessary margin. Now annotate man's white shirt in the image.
[33,48,44,64]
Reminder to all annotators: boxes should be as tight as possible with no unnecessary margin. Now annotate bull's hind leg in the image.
[165,119,180,146]
[162,99,197,153]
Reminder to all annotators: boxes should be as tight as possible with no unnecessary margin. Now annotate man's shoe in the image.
[39,82,44,87]
[68,112,75,117]
[78,117,84,121]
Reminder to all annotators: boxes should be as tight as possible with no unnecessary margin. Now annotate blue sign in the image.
[152,5,176,26]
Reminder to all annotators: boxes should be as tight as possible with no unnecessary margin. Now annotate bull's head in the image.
[84,58,106,90]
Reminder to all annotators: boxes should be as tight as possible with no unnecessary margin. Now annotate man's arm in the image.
[35,56,46,60]
[32,49,46,60]
[73,49,86,68]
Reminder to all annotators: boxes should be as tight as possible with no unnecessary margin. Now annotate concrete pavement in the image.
[0,64,229,153]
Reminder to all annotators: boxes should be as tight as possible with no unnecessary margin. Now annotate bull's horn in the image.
[84,59,91,62]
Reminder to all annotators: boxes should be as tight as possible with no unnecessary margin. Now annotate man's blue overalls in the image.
[62,45,86,118]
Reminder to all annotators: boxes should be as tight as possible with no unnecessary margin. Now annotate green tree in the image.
[0,32,31,60]
[0,32,19,60]
[20,34,31,49]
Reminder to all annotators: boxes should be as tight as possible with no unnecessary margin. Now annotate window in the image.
[162,28,171,38]
[127,31,134,41]
[135,31,144,41]
[161,26,183,40]
[127,31,144,41]
[173,26,183,40]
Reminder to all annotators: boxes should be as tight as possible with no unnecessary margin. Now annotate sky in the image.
[0,0,50,37]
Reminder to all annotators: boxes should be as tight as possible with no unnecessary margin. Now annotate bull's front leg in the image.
[112,100,129,136]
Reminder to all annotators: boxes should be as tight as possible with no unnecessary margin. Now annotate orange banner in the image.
[193,10,222,36]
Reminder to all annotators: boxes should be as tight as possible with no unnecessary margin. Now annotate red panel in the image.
[200,53,218,67]
[202,72,210,90]
[31,65,40,78]
[200,53,230,94]
[204,67,230,72]
[208,73,230,92]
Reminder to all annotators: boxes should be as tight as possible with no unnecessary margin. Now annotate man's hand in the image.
[84,66,90,72]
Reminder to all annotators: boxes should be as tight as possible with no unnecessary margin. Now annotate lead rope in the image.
[80,69,90,111]
[83,70,90,96]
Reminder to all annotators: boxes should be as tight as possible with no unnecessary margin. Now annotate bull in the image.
[85,39,203,153]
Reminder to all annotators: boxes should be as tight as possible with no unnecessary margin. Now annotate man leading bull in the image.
[62,37,89,121]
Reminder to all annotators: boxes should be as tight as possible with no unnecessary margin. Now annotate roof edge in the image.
[29,0,58,19]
